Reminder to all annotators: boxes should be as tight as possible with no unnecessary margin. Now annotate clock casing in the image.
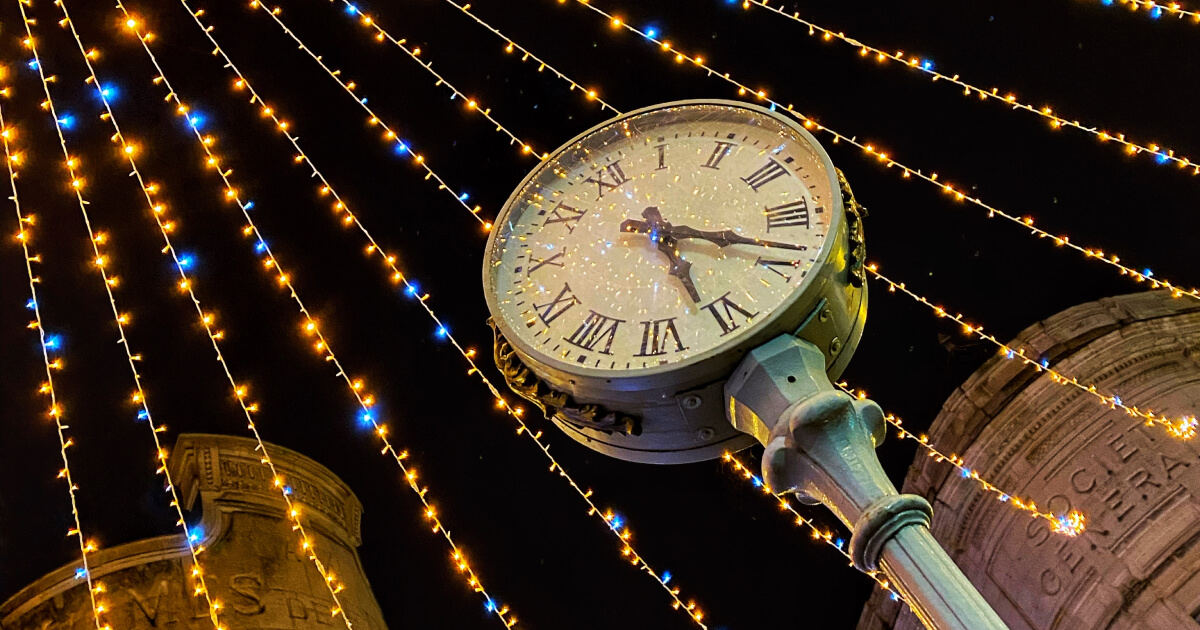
[483,99,866,463]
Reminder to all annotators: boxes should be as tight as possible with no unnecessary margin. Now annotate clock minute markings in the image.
[655,138,668,171]
[701,292,760,336]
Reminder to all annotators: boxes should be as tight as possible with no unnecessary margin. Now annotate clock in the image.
[484,99,866,464]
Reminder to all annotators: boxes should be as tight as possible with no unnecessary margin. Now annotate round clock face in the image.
[485,101,838,375]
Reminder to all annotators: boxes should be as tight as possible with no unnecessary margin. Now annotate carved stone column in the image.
[858,291,1200,630]
[0,434,388,630]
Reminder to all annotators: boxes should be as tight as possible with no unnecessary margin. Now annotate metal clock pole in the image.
[725,335,1008,630]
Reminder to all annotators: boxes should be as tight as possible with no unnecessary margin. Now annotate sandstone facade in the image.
[859,291,1200,630]
[0,434,388,630]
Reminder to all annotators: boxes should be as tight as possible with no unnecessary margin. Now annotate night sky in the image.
[1,0,1198,628]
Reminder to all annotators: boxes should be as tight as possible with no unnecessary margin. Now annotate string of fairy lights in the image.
[1,96,108,630]
[25,2,229,626]
[722,452,909,603]
[140,0,712,624]
[213,0,1097,612]
[271,0,549,161]
[229,6,1085,619]
[236,0,495,230]
[104,2,525,625]
[831,382,1086,537]
[415,0,1099,535]
[199,0,968,617]
[557,0,1200,305]
[742,0,1200,173]
[4,0,1195,625]
[1093,0,1200,21]
[163,6,527,626]
[18,1,357,624]
[865,263,1198,439]
[216,0,939,614]
[431,0,620,114]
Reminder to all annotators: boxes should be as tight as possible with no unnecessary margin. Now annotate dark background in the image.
[1,0,1197,627]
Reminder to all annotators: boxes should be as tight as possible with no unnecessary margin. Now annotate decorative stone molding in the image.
[858,291,1200,630]
[1,434,387,630]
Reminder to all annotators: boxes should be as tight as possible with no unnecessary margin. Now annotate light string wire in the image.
[263,0,1087,593]
[291,0,550,160]
[558,0,1200,303]
[1090,0,1200,21]
[430,0,1107,538]
[743,0,1200,174]
[721,452,909,603]
[137,1,710,625]
[230,0,489,229]
[429,0,620,114]
[866,263,1198,441]
[830,381,1086,536]
[126,3,525,625]
[1,84,108,630]
[33,2,358,624]
[285,0,1089,573]
[117,3,501,627]
[19,3,232,626]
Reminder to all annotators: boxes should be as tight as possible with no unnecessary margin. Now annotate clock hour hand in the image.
[657,239,701,303]
[621,207,701,303]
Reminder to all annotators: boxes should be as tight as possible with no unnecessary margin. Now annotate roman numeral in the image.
[701,292,759,336]
[756,257,800,282]
[585,162,631,199]
[528,252,565,274]
[635,318,686,356]
[564,310,624,355]
[741,158,790,191]
[655,143,668,171]
[542,202,587,233]
[764,199,810,231]
[702,141,737,169]
[532,283,579,326]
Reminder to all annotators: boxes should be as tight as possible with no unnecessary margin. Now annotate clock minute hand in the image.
[666,224,807,251]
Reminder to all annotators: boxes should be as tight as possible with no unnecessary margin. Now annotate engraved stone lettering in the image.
[1025,517,1051,548]
[1126,468,1162,492]
[1040,568,1062,595]
[1161,453,1190,479]
[1102,488,1136,522]
[1056,539,1083,575]
[1069,467,1096,494]
[288,597,308,619]
[129,580,169,624]
[1106,433,1139,462]
[230,574,265,615]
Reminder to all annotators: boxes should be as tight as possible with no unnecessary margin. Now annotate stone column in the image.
[858,291,1200,630]
[0,433,389,630]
